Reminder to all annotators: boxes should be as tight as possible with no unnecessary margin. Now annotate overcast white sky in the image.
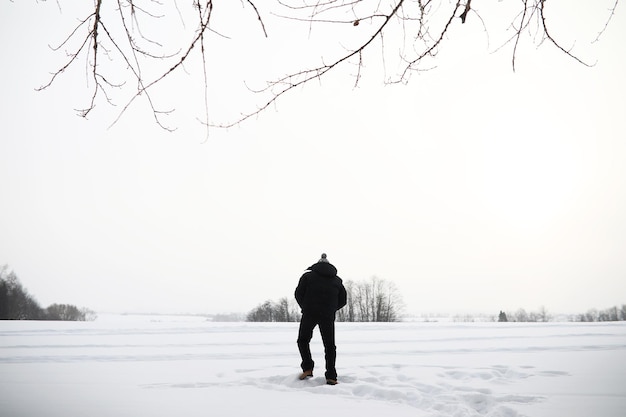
[1,1,625,316]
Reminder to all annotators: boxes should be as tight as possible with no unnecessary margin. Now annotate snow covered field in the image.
[1,315,625,417]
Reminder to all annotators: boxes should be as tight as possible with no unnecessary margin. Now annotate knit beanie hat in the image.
[318,253,329,263]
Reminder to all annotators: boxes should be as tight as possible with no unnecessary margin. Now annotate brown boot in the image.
[326,378,338,385]
[298,370,313,380]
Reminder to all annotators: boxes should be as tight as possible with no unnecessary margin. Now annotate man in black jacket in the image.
[294,253,347,385]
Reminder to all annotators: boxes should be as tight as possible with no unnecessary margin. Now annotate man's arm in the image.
[337,280,347,310]
[294,274,308,308]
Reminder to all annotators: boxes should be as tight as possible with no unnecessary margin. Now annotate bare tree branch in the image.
[246,0,269,37]
[459,0,471,24]
[214,0,407,128]
[538,0,594,67]
[33,0,620,132]
[593,0,619,43]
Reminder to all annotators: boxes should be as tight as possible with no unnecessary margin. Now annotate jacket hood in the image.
[309,262,338,278]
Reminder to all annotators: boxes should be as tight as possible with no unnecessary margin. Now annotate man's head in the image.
[318,253,329,263]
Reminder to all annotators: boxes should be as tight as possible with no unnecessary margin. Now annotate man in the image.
[294,253,347,385]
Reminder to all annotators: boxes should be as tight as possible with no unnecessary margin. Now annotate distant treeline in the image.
[247,277,404,323]
[495,305,626,323]
[496,307,550,322]
[0,265,96,321]
[574,305,626,322]
[247,297,300,322]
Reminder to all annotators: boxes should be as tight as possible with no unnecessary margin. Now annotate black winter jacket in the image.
[295,262,347,318]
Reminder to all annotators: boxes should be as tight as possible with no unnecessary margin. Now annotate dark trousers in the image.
[297,312,337,379]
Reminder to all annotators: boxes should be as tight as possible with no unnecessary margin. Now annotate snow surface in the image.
[1,315,625,417]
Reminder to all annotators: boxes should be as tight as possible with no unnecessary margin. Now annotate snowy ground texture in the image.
[1,315,625,417]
